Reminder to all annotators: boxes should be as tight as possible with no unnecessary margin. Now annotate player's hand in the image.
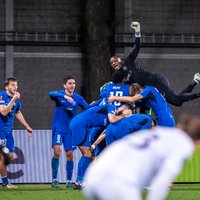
[12,92,20,101]
[64,95,74,103]
[26,126,33,137]
[130,21,140,32]
[108,96,116,103]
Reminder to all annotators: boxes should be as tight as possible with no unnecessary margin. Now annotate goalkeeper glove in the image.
[130,21,140,32]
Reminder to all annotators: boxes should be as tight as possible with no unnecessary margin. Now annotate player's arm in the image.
[108,94,143,104]
[0,93,20,116]
[56,97,75,111]
[124,22,141,67]
[49,91,74,103]
[48,91,64,99]
[78,96,90,110]
[15,111,33,136]
[90,129,106,151]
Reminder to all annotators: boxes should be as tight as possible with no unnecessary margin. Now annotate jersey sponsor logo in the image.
[0,100,5,103]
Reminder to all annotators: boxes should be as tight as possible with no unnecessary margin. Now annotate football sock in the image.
[77,156,92,182]
[66,160,74,181]
[51,157,59,180]
[2,176,9,185]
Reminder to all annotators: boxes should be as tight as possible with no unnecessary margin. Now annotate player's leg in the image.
[179,73,200,94]
[63,133,76,188]
[155,73,200,106]
[74,139,93,189]
[51,130,62,188]
[1,133,17,188]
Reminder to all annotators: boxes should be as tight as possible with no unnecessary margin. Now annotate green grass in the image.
[1,184,200,200]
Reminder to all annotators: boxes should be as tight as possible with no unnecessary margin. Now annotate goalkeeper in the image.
[110,21,200,106]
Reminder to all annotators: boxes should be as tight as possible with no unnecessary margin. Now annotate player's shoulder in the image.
[0,91,7,100]
[72,92,84,100]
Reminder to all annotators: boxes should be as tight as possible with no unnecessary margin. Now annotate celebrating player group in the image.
[0,21,200,200]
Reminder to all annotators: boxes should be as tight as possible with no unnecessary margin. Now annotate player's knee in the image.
[54,150,61,158]
[66,151,73,160]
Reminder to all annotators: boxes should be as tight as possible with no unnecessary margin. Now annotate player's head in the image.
[129,83,143,96]
[177,114,200,142]
[0,145,10,167]
[99,81,113,98]
[4,77,18,95]
[111,70,125,84]
[63,75,76,95]
[117,102,135,116]
[110,56,122,71]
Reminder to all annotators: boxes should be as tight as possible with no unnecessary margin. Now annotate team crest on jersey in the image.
[0,95,5,103]
[122,65,127,71]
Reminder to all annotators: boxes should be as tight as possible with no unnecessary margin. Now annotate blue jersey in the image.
[140,86,175,127]
[106,114,152,145]
[70,104,116,146]
[0,91,22,134]
[49,90,89,134]
[106,83,130,108]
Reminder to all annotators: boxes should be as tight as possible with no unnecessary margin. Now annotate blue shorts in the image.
[70,118,90,147]
[52,130,76,151]
[0,131,14,152]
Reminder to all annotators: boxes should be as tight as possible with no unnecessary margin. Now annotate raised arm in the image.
[123,21,141,68]
[0,92,20,116]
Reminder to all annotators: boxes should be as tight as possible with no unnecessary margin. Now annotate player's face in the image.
[6,81,18,95]
[64,79,76,94]
[116,105,132,116]
[110,57,122,71]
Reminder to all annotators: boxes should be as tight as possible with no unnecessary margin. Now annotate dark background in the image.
[0,0,199,129]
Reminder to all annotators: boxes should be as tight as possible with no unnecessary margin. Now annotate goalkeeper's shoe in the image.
[51,180,59,188]
[194,73,200,84]
[2,183,18,188]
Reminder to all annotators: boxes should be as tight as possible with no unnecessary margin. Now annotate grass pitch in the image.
[0,184,200,200]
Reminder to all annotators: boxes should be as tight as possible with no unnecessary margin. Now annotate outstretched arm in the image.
[124,21,141,67]
[108,94,144,104]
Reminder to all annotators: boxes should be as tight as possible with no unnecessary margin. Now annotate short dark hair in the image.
[110,56,122,63]
[63,75,75,84]
[129,83,143,96]
[123,102,135,113]
[111,71,125,84]
[4,77,18,88]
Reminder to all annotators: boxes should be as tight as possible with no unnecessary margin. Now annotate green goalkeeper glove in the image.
[130,21,140,32]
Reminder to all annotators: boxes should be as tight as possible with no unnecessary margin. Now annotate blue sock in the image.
[51,157,59,180]
[66,160,74,181]
[77,156,92,182]
[2,176,9,185]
